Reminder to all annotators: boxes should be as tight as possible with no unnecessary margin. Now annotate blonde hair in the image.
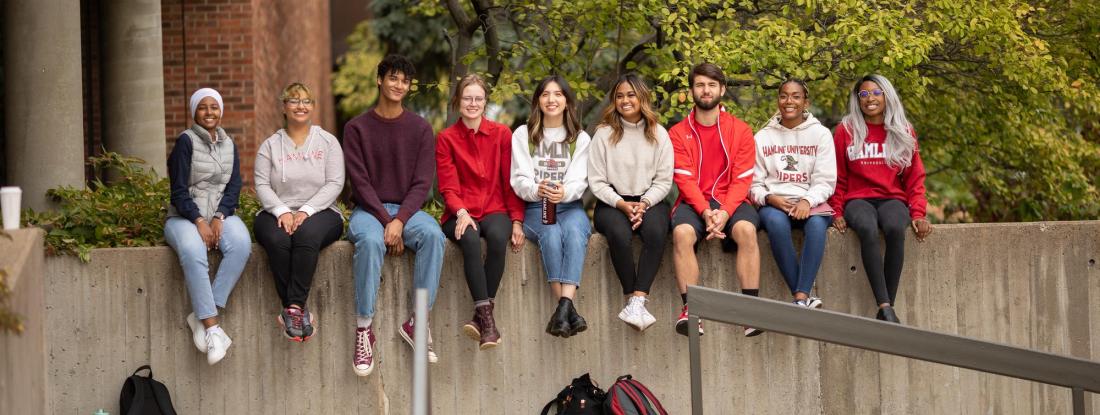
[598,73,659,146]
[450,74,490,115]
[280,82,312,101]
[280,82,313,128]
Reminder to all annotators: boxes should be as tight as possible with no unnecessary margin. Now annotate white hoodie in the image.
[749,112,836,208]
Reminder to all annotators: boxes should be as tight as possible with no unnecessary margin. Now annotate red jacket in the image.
[668,108,756,216]
[435,119,525,224]
[827,122,927,219]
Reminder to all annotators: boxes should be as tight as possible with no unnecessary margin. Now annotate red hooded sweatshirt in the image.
[827,122,927,219]
[668,108,756,216]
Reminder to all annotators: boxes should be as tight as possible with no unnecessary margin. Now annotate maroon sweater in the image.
[343,108,436,225]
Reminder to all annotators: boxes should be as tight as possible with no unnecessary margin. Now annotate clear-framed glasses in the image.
[857,89,884,99]
[461,96,486,104]
[285,98,314,107]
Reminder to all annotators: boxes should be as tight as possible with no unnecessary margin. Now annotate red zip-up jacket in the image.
[827,122,927,219]
[668,108,756,216]
[435,118,525,224]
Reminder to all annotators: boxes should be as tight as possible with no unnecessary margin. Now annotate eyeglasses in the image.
[461,96,486,104]
[857,89,884,99]
[284,98,314,106]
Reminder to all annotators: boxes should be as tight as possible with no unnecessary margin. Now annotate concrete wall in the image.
[35,222,1100,414]
[0,229,48,415]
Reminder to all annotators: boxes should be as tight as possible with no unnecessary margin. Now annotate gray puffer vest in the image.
[167,124,236,220]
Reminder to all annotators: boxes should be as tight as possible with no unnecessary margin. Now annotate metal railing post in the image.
[1074,387,1086,415]
[686,285,1100,414]
[412,289,429,415]
[688,314,703,415]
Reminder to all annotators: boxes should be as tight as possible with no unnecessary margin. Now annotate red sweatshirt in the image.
[668,108,756,216]
[827,122,927,219]
[435,118,525,224]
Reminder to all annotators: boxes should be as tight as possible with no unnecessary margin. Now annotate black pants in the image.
[442,213,511,302]
[594,199,670,295]
[254,209,343,308]
[844,198,910,305]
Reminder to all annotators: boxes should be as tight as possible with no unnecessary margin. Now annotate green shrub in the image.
[23,152,260,262]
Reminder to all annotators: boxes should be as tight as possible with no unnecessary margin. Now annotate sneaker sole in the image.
[352,364,374,377]
[461,323,481,342]
[479,339,500,350]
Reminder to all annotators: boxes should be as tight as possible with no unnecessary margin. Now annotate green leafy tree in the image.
[335,0,1100,222]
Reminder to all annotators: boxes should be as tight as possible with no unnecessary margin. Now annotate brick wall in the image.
[161,0,333,187]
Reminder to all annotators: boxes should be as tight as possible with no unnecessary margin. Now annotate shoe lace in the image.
[355,330,373,361]
[290,310,304,331]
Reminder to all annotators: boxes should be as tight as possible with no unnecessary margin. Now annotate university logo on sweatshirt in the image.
[533,141,571,182]
[847,142,887,166]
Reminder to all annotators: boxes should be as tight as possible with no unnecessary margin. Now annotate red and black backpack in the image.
[603,375,667,415]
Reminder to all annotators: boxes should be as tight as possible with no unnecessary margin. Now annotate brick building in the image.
[3,1,370,209]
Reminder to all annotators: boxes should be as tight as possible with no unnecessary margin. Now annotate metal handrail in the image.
[686,285,1100,415]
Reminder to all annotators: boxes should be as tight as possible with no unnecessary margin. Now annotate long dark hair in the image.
[598,73,659,146]
[527,75,581,148]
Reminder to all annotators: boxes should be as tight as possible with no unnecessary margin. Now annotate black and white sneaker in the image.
[805,297,823,309]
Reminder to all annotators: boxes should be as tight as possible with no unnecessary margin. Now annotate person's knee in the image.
[731,221,758,246]
[672,224,697,248]
[354,233,386,254]
[881,220,908,239]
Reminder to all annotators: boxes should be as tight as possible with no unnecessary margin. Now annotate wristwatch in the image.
[213,212,226,221]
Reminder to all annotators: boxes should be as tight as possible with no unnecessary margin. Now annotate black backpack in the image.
[604,375,667,415]
[540,373,607,415]
[119,365,177,415]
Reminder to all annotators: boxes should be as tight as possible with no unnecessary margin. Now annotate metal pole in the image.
[1073,387,1086,415]
[688,314,703,415]
[412,289,429,415]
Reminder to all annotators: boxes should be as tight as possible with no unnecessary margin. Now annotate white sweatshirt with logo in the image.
[510,125,591,203]
[749,113,836,207]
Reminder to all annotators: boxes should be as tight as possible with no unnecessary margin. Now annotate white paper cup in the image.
[1,186,22,230]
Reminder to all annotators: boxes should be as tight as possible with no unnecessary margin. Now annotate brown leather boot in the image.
[461,308,481,342]
[476,303,501,350]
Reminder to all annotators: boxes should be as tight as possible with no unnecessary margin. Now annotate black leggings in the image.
[254,209,344,308]
[844,198,910,305]
[442,213,512,302]
[594,199,670,295]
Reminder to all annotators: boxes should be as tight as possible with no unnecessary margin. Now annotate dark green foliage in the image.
[22,152,261,262]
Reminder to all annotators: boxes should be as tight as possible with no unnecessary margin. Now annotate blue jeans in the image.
[164,215,252,320]
[758,206,832,296]
[348,205,445,318]
[522,201,591,286]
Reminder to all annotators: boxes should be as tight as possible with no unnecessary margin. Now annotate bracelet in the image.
[457,208,470,218]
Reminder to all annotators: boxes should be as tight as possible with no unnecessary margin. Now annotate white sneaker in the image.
[618,299,642,330]
[205,328,232,365]
[635,298,657,331]
[185,313,207,353]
